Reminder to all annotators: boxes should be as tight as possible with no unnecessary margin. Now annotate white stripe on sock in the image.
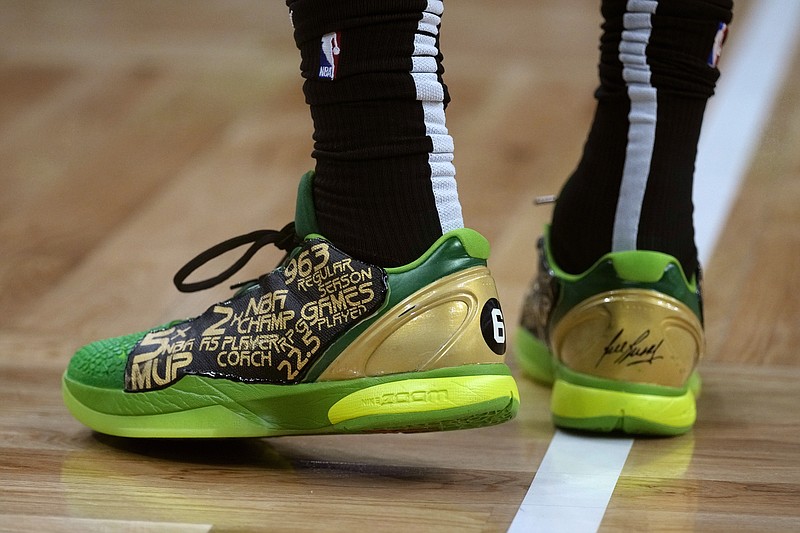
[612,0,658,252]
[413,34,438,57]
[412,0,463,233]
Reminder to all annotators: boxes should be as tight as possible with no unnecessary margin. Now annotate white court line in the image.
[694,0,800,264]
[508,431,632,533]
[509,2,800,531]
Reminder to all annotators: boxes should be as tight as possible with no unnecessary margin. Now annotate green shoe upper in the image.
[68,329,150,389]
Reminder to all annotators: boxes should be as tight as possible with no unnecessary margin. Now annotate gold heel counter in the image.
[317,267,506,381]
[551,289,704,388]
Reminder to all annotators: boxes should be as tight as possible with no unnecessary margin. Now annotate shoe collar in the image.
[295,170,320,239]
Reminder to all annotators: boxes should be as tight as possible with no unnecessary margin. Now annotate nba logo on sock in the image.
[319,31,341,80]
[708,22,728,67]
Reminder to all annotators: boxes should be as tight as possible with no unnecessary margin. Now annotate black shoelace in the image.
[173,222,300,293]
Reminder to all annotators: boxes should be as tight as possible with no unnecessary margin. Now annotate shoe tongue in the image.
[294,170,320,238]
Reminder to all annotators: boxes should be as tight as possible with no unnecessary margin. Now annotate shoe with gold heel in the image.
[62,171,519,438]
[515,230,703,435]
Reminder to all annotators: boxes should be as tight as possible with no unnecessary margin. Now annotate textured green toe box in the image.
[66,330,148,389]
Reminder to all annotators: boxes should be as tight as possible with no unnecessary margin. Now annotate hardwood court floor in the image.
[1,1,798,531]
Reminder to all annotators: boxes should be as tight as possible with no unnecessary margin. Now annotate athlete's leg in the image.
[516,0,733,436]
[551,0,733,276]
[286,0,462,267]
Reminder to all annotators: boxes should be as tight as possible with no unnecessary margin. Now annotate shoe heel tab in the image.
[611,251,686,284]
[386,229,489,274]
[295,170,319,238]
[446,228,491,260]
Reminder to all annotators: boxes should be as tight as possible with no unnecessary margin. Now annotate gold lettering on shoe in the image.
[124,239,387,392]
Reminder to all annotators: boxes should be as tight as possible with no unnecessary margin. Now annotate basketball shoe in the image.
[62,172,519,438]
[515,229,704,435]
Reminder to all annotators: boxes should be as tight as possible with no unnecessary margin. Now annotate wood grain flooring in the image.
[1,1,798,531]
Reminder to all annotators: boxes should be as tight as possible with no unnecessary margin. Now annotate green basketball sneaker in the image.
[515,229,704,435]
[62,172,519,438]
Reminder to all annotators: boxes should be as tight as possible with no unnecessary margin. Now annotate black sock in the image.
[550,0,733,276]
[287,0,463,267]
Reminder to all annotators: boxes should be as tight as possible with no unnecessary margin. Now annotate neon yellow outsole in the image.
[63,364,520,438]
[550,378,697,436]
